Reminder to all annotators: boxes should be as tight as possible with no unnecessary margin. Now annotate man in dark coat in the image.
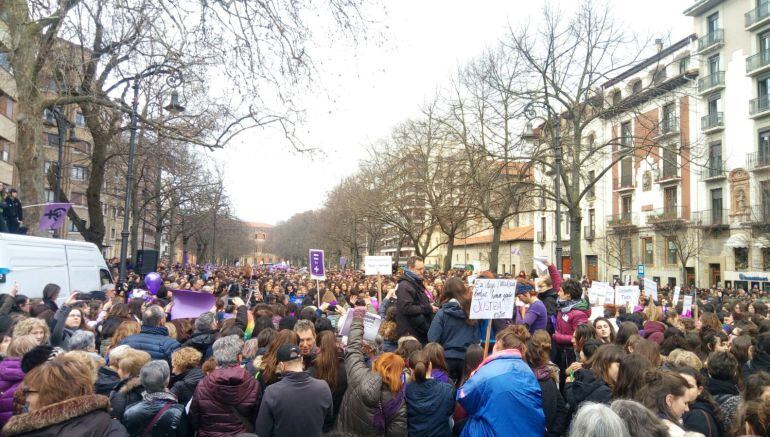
[255,344,332,437]
[3,188,22,234]
[183,312,218,359]
[395,256,434,344]
[119,305,181,362]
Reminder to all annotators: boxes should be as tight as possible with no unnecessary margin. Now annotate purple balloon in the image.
[145,272,162,295]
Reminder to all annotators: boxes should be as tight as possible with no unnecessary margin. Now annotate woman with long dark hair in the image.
[309,330,348,432]
[637,370,694,436]
[42,283,61,312]
[427,277,480,384]
[565,344,626,415]
[96,302,131,356]
[594,317,616,344]
[676,366,723,437]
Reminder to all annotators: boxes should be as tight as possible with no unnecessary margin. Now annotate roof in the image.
[454,225,534,247]
[602,34,697,89]
[244,221,273,228]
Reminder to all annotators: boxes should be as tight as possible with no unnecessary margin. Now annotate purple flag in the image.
[170,289,217,320]
[39,203,72,231]
[309,249,325,279]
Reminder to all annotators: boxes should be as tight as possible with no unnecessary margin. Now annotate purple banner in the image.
[340,256,347,268]
[309,249,325,279]
[39,203,72,231]
[170,289,217,320]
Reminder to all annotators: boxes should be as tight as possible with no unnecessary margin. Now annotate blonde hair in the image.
[666,348,703,371]
[643,304,663,322]
[106,345,132,368]
[62,351,103,383]
[171,347,202,372]
[7,335,39,357]
[118,350,152,377]
[166,322,178,340]
[12,318,50,342]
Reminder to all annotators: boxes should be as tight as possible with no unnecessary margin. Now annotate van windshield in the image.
[100,269,112,286]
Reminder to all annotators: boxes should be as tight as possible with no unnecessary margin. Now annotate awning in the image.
[725,234,749,248]
[754,234,770,248]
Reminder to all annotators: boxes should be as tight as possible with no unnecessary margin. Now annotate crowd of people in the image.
[0,255,769,436]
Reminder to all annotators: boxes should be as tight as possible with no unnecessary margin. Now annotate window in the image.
[0,140,9,162]
[707,94,720,116]
[113,207,118,219]
[621,121,632,147]
[708,55,719,76]
[69,220,78,232]
[662,144,678,178]
[73,141,91,154]
[111,228,116,240]
[42,108,55,124]
[711,188,723,224]
[735,247,749,270]
[71,166,87,180]
[71,192,85,205]
[540,216,546,241]
[764,248,770,271]
[563,212,570,235]
[707,13,719,37]
[664,186,678,213]
[0,95,14,119]
[632,80,643,94]
[662,103,676,126]
[587,170,595,198]
[589,209,595,231]
[760,129,770,165]
[653,68,667,84]
[642,237,654,265]
[621,238,633,265]
[760,29,770,54]
[612,91,622,106]
[45,133,60,148]
[763,181,770,213]
[621,195,632,219]
[75,112,85,127]
[667,238,677,265]
[45,189,54,203]
[678,57,690,75]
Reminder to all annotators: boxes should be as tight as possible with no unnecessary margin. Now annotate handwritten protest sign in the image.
[672,286,681,306]
[643,278,658,302]
[588,282,612,306]
[614,286,640,309]
[170,290,217,320]
[364,256,392,276]
[681,294,693,317]
[337,309,383,341]
[470,279,516,320]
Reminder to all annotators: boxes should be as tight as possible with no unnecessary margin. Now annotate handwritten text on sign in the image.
[470,279,516,320]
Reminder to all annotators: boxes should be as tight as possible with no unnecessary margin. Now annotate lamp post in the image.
[521,103,564,274]
[118,68,185,286]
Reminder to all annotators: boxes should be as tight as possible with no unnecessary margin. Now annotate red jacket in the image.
[553,306,590,347]
[189,365,260,437]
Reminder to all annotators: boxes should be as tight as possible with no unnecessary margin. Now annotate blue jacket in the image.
[427,301,480,360]
[406,379,455,437]
[458,351,545,437]
[119,325,181,361]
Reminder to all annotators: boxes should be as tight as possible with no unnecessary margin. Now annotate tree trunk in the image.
[569,213,583,277]
[489,221,503,275]
[15,97,45,236]
[443,234,455,272]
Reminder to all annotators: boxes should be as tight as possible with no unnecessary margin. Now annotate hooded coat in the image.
[0,357,25,430]
[457,350,544,437]
[427,301,480,360]
[109,377,144,421]
[336,318,407,437]
[188,365,260,437]
[405,378,455,437]
[395,272,433,344]
[1,394,127,437]
[94,366,121,397]
[183,330,217,359]
[564,369,613,415]
[169,368,205,406]
[642,320,667,345]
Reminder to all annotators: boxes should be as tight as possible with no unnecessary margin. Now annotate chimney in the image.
[655,38,663,52]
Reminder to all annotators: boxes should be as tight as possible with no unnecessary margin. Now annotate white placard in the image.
[615,286,640,309]
[467,274,478,285]
[534,257,548,275]
[364,256,392,276]
[672,286,681,306]
[590,306,605,321]
[643,278,658,302]
[681,294,693,316]
[338,309,383,341]
[470,279,516,320]
[588,282,612,306]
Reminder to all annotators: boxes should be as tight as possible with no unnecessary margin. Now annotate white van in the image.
[0,233,112,300]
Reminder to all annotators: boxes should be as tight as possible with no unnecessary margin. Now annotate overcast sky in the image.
[212,0,692,225]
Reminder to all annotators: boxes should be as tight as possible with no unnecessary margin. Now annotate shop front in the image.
[723,271,770,293]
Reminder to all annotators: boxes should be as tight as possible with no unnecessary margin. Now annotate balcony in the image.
[654,116,679,140]
[693,209,729,229]
[696,29,724,54]
[703,158,727,181]
[613,174,636,192]
[646,207,689,227]
[684,0,724,17]
[701,112,724,132]
[607,213,639,231]
[746,50,770,76]
[583,226,596,240]
[746,1,770,31]
[747,151,770,171]
[698,72,725,94]
[655,166,681,185]
[749,203,770,226]
[750,95,770,118]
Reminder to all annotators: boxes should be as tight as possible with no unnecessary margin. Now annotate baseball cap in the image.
[276,344,301,363]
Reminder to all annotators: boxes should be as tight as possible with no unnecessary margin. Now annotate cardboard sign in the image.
[681,294,693,317]
[643,278,658,302]
[672,286,681,306]
[337,308,382,341]
[470,279,516,320]
[615,286,640,309]
[364,256,392,276]
[170,290,217,320]
[588,282,612,306]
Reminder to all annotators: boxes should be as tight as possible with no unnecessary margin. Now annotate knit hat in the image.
[515,283,534,296]
[21,345,55,373]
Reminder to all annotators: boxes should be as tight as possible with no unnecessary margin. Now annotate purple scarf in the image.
[372,375,406,432]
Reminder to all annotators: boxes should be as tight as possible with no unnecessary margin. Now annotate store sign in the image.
[739,273,769,281]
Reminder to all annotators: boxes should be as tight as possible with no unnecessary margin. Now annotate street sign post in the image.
[637,264,645,278]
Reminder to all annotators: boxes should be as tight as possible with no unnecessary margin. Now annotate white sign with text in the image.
[364,256,392,276]
[470,279,516,320]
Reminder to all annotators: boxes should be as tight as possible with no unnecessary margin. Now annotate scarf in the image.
[404,270,424,288]
[142,390,178,403]
[371,374,406,433]
[557,298,588,313]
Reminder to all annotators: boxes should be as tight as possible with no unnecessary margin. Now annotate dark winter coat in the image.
[118,326,181,362]
[427,301,480,360]
[1,394,127,437]
[564,369,612,415]
[533,366,569,437]
[169,368,205,406]
[707,377,741,429]
[0,357,25,430]
[405,378,455,437]
[743,351,770,380]
[49,305,77,348]
[337,317,407,436]
[682,400,722,437]
[109,377,144,421]
[123,392,188,437]
[94,366,121,397]
[183,330,217,359]
[395,273,433,344]
[255,371,333,437]
[188,365,260,437]
[308,358,348,432]
[3,196,21,229]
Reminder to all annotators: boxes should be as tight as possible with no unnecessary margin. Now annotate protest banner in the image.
[672,286,681,306]
[170,289,217,320]
[470,279,516,358]
[309,249,325,304]
[365,255,392,303]
[681,294,693,317]
[643,278,658,303]
[614,286,640,309]
[338,308,383,342]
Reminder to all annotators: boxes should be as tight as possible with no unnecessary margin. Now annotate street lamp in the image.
[521,103,564,274]
[118,67,185,286]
